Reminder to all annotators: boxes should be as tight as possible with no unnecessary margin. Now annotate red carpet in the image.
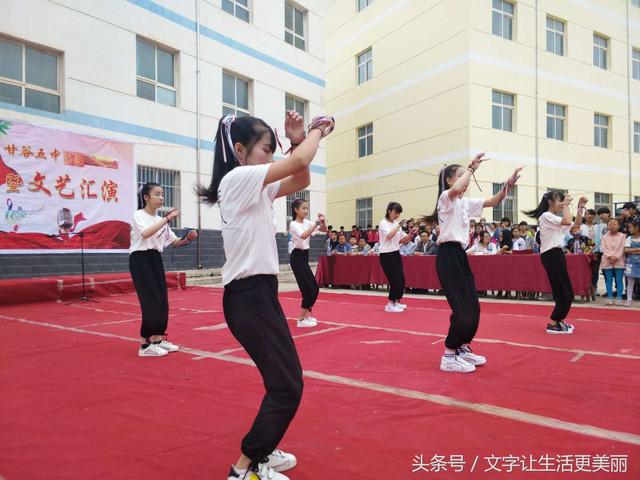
[1,288,638,479]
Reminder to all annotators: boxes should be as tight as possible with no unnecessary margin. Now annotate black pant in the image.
[541,248,574,321]
[289,249,319,310]
[129,250,169,340]
[591,252,602,288]
[379,251,405,301]
[436,242,480,350]
[223,275,303,461]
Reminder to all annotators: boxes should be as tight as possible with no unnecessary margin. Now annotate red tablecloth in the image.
[315,254,594,295]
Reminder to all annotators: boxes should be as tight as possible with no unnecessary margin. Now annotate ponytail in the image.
[420,164,463,224]
[196,114,276,205]
[523,190,565,219]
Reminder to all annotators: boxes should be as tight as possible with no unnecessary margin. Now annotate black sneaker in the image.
[546,322,574,334]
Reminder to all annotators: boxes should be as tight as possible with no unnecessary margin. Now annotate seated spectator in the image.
[399,239,417,256]
[469,223,484,248]
[333,234,352,255]
[414,231,438,255]
[326,230,339,255]
[498,229,513,254]
[371,242,380,255]
[512,226,527,251]
[431,223,440,242]
[348,235,358,250]
[467,231,497,255]
[352,237,371,255]
[565,226,595,254]
[518,221,535,250]
[479,217,488,232]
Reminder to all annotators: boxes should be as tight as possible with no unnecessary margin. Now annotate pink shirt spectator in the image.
[600,232,626,269]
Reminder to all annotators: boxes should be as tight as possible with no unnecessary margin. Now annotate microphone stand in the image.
[51,231,99,305]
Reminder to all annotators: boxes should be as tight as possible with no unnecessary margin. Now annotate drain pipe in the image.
[195,0,202,269]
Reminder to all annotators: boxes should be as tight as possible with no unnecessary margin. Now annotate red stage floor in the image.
[1,287,639,479]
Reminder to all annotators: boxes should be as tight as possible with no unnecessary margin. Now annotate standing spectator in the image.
[366,224,379,248]
[624,217,640,307]
[469,223,484,248]
[350,225,361,241]
[479,218,488,232]
[601,218,626,305]
[619,202,638,235]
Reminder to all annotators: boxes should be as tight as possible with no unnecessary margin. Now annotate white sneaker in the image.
[607,299,614,305]
[138,343,168,357]
[297,318,317,328]
[157,339,179,352]
[263,449,297,472]
[227,463,289,480]
[440,354,476,373]
[384,303,404,313]
[456,345,486,366]
[395,302,407,310]
[615,300,624,306]
[625,300,633,307]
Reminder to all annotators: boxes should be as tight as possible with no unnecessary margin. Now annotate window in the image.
[0,37,60,113]
[546,17,565,56]
[546,103,565,141]
[358,123,373,157]
[633,49,640,81]
[635,122,640,153]
[594,192,612,217]
[492,90,514,132]
[594,113,609,148]
[222,0,249,22]
[357,0,374,11]
[285,94,305,119]
[285,2,305,50]
[492,184,517,223]
[136,39,176,107]
[137,166,181,227]
[593,33,608,70]
[357,48,373,85]
[492,0,514,40]
[356,197,373,229]
[632,0,640,7]
[222,72,250,117]
[286,190,310,229]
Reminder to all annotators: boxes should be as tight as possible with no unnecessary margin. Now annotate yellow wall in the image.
[326,0,640,227]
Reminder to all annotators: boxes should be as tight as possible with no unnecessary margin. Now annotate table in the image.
[315,254,594,296]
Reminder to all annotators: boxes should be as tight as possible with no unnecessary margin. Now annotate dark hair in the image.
[328,225,333,230]
[586,209,596,216]
[523,190,566,219]
[196,115,276,205]
[420,164,463,224]
[349,235,357,241]
[501,217,511,225]
[366,224,372,228]
[518,221,528,227]
[340,226,344,229]
[291,198,308,220]
[138,182,161,209]
[352,225,357,229]
[500,228,513,250]
[385,201,403,220]
[623,202,637,210]
[597,207,611,215]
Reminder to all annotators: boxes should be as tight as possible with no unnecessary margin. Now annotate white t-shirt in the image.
[437,191,484,248]
[580,224,596,241]
[468,243,497,255]
[130,210,178,253]
[512,237,527,251]
[289,219,316,251]
[539,211,570,254]
[378,218,406,253]
[218,164,281,285]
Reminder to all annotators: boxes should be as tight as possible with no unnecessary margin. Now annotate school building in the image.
[324,0,640,228]
[0,0,327,277]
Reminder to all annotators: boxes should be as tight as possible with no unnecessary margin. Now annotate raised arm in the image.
[484,166,524,208]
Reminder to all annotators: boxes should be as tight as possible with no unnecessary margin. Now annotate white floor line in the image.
[571,353,585,362]
[310,320,640,361]
[78,318,139,328]
[194,323,228,331]
[67,304,138,317]
[3,313,639,447]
